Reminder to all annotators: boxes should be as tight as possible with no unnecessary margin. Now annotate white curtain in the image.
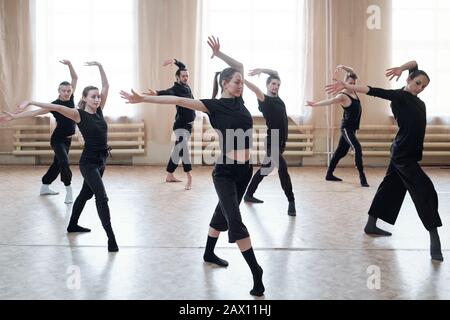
[392,0,450,118]
[32,0,137,119]
[199,0,307,119]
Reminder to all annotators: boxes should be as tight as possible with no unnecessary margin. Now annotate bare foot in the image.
[166,173,182,183]
[185,173,192,190]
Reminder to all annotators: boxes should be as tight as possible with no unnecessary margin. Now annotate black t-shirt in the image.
[366,65,425,162]
[157,82,196,129]
[340,92,362,130]
[258,95,289,146]
[51,94,76,140]
[77,108,108,152]
[200,96,253,155]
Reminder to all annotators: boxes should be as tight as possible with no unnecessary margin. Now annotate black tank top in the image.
[340,92,362,130]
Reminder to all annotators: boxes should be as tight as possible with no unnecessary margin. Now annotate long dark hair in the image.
[78,86,98,110]
[212,67,240,99]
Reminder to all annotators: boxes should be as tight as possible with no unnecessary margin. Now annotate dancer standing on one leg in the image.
[326,60,443,261]
[16,61,119,252]
[120,36,265,297]
[0,60,78,203]
[144,58,195,190]
[306,65,369,187]
[243,68,297,216]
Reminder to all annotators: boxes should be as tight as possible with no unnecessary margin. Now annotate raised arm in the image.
[385,60,418,81]
[244,80,265,102]
[0,108,49,124]
[248,68,279,77]
[17,101,81,123]
[85,61,109,109]
[207,36,244,76]
[162,57,187,70]
[306,94,348,107]
[60,60,78,92]
[325,78,402,102]
[120,90,208,113]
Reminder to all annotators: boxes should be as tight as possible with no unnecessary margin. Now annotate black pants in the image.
[328,128,364,175]
[42,138,72,186]
[166,127,192,173]
[368,159,442,230]
[69,150,115,239]
[210,160,253,243]
[246,144,294,202]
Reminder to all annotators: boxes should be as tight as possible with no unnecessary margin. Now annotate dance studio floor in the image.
[1,165,450,300]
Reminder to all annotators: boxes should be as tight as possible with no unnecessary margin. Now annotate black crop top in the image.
[200,96,253,155]
[77,108,108,152]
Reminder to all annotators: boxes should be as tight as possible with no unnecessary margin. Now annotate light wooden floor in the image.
[1,164,450,300]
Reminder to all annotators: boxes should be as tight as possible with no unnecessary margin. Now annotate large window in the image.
[392,0,450,117]
[32,0,137,118]
[199,0,306,116]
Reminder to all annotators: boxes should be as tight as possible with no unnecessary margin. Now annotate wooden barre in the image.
[14,132,145,139]
[12,149,146,156]
[14,141,145,148]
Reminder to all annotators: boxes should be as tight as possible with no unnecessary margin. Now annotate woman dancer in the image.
[120,36,265,296]
[325,61,443,261]
[16,61,119,252]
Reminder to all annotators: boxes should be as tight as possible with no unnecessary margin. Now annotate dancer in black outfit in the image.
[243,68,297,216]
[144,58,196,190]
[307,65,369,187]
[17,61,119,252]
[1,60,79,202]
[121,36,265,297]
[326,60,443,261]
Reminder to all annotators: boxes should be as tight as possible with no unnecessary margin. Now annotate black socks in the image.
[429,228,443,261]
[67,224,91,233]
[360,173,370,187]
[364,215,392,236]
[108,238,119,252]
[326,173,343,182]
[288,201,296,216]
[203,236,229,267]
[241,248,265,297]
[244,194,264,204]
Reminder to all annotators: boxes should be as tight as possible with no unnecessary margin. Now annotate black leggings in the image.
[246,146,294,201]
[42,138,72,186]
[368,159,442,230]
[69,151,115,240]
[166,127,192,173]
[328,128,364,174]
[210,161,252,243]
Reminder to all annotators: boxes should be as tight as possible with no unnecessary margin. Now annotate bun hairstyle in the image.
[345,72,358,81]
[211,67,240,99]
[409,70,430,83]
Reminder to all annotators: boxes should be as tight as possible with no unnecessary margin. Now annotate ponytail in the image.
[211,68,240,99]
[212,72,221,98]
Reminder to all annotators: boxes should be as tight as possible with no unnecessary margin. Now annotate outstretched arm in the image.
[207,36,244,76]
[60,60,78,92]
[244,80,265,102]
[85,61,109,109]
[306,94,348,107]
[162,57,187,70]
[385,60,418,81]
[248,68,279,77]
[0,108,49,123]
[120,90,208,113]
[17,101,81,123]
